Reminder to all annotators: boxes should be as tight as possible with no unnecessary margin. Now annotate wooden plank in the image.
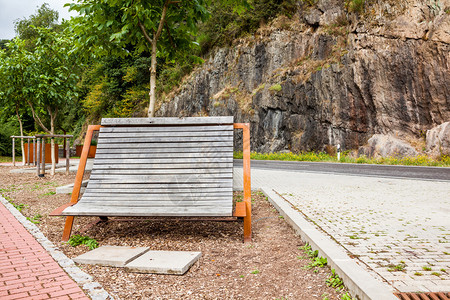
[92,157,233,164]
[83,188,231,194]
[97,141,233,149]
[83,187,232,194]
[95,147,233,154]
[80,190,232,201]
[99,131,233,138]
[93,152,233,159]
[61,205,233,217]
[100,125,233,133]
[91,169,232,175]
[80,197,231,203]
[92,162,233,169]
[86,182,233,189]
[88,174,232,181]
[88,177,230,184]
[78,202,232,207]
[101,116,233,126]
[98,136,233,143]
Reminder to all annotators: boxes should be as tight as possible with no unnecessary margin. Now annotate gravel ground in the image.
[0,165,348,299]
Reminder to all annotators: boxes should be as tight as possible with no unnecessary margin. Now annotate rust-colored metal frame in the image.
[59,125,101,241]
[234,123,252,242]
[55,123,252,243]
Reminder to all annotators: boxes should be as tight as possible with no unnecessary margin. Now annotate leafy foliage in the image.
[326,269,344,290]
[14,3,61,49]
[68,235,99,250]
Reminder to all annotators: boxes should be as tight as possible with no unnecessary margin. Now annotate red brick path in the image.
[0,203,89,300]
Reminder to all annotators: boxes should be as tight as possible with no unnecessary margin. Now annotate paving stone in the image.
[74,246,149,267]
[234,168,450,297]
[125,250,201,275]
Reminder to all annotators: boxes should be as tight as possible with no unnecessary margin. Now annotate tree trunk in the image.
[148,39,157,118]
[15,106,25,165]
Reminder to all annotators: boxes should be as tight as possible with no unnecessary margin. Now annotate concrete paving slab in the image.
[74,246,149,267]
[125,250,201,275]
[56,180,88,194]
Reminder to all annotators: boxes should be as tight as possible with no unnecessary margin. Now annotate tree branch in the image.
[154,0,170,42]
[137,19,153,45]
[137,0,170,46]
[26,99,50,133]
[165,22,175,48]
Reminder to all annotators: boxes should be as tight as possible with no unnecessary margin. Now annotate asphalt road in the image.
[233,159,450,181]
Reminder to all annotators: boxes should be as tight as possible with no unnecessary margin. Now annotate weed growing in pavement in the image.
[422,266,432,271]
[68,235,99,250]
[250,269,260,274]
[387,262,406,272]
[431,272,441,277]
[414,272,423,276]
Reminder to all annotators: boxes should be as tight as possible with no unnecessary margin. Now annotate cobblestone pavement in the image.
[234,168,450,293]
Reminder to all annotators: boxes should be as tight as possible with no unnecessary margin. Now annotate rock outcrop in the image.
[358,134,418,158]
[157,0,450,154]
[426,121,450,157]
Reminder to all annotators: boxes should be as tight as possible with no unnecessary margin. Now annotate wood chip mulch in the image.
[0,165,348,299]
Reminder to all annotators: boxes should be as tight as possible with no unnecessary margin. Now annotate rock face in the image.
[426,122,450,157]
[157,0,450,153]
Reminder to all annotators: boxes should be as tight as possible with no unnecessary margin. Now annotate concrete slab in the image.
[56,180,88,194]
[73,246,149,267]
[125,250,201,275]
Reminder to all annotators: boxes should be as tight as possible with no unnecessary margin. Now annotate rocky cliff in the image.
[157,0,450,155]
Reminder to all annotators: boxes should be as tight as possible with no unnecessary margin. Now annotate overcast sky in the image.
[0,0,78,40]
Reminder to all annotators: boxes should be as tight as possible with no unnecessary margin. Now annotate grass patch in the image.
[233,151,450,167]
[0,156,12,163]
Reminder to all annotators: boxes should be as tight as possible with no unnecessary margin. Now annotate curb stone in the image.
[260,187,398,300]
[0,195,113,300]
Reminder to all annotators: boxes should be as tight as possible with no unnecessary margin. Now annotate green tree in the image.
[14,3,61,49]
[0,40,33,164]
[67,0,212,117]
[24,28,82,175]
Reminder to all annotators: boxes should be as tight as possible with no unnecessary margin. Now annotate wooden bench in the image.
[51,117,252,242]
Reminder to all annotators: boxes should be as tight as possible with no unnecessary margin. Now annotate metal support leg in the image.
[36,138,40,176]
[12,138,15,166]
[40,138,45,177]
